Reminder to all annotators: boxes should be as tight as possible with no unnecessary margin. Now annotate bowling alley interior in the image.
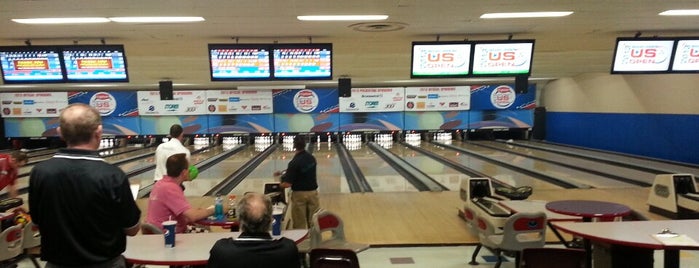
[2,1,699,267]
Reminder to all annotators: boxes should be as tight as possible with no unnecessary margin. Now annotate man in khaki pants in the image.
[274,136,319,229]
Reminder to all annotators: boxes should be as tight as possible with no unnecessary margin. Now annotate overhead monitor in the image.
[62,44,129,82]
[471,40,535,76]
[0,46,64,84]
[671,38,699,72]
[272,43,332,80]
[610,38,675,74]
[208,44,272,81]
[410,41,472,78]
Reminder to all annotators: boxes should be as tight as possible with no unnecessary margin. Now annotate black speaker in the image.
[339,78,351,97]
[159,81,173,100]
[532,106,546,140]
[515,75,529,94]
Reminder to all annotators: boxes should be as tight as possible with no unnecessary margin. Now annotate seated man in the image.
[208,192,299,268]
[145,153,215,233]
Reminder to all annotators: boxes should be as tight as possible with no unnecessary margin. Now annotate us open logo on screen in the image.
[90,92,117,116]
[620,44,670,65]
[293,89,319,113]
[490,86,516,109]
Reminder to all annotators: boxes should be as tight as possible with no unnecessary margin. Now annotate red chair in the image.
[520,247,586,268]
[309,248,360,268]
[310,210,369,253]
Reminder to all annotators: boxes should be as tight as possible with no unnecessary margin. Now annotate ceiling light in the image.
[480,12,573,19]
[297,15,388,21]
[12,17,110,24]
[659,10,699,16]
[108,17,205,23]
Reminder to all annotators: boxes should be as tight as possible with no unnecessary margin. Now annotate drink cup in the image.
[272,207,284,236]
[163,220,177,248]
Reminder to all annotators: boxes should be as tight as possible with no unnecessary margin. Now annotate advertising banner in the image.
[338,112,404,131]
[68,91,139,117]
[469,85,536,110]
[339,87,404,113]
[403,86,470,112]
[273,88,339,114]
[404,111,469,130]
[0,92,68,118]
[205,89,273,114]
[137,91,207,115]
[207,114,274,134]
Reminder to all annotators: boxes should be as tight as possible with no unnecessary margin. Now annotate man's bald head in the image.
[58,103,102,147]
[237,192,273,233]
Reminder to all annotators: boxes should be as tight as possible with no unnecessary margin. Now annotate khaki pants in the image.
[291,190,320,229]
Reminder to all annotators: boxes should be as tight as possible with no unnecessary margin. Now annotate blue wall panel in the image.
[546,112,699,164]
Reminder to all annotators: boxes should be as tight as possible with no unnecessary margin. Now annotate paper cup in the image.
[163,220,177,247]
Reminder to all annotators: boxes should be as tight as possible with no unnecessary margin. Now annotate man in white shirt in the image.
[154,124,191,181]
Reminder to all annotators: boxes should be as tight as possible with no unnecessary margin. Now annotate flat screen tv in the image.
[208,44,272,81]
[471,40,535,76]
[610,38,675,74]
[272,43,332,80]
[670,38,699,73]
[61,44,129,82]
[0,46,64,83]
[410,41,472,78]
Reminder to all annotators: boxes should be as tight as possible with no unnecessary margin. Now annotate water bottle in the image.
[214,196,224,220]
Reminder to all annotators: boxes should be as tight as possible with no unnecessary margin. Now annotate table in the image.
[552,220,699,268]
[545,200,632,268]
[545,200,632,222]
[123,229,308,266]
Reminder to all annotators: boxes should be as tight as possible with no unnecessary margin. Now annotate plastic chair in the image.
[22,222,41,268]
[309,248,360,268]
[140,222,163,235]
[0,224,24,263]
[520,247,586,268]
[310,210,369,253]
[470,212,547,268]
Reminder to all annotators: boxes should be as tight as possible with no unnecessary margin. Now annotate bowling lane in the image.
[182,144,263,196]
[347,143,418,192]
[516,140,699,175]
[16,146,151,176]
[450,141,637,188]
[384,142,465,191]
[477,140,656,185]
[422,141,564,190]
[219,143,347,197]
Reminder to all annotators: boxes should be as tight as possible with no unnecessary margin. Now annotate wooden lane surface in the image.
[134,187,667,246]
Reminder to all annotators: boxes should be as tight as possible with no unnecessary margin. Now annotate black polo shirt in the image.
[281,150,317,191]
[28,148,141,266]
[208,232,299,268]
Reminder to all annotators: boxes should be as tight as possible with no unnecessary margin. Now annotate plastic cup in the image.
[272,207,283,236]
[163,220,177,247]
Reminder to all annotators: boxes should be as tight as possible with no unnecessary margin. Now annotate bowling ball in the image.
[189,165,199,180]
[14,212,31,226]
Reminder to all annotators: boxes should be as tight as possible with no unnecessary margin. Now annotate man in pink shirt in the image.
[146,153,215,233]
